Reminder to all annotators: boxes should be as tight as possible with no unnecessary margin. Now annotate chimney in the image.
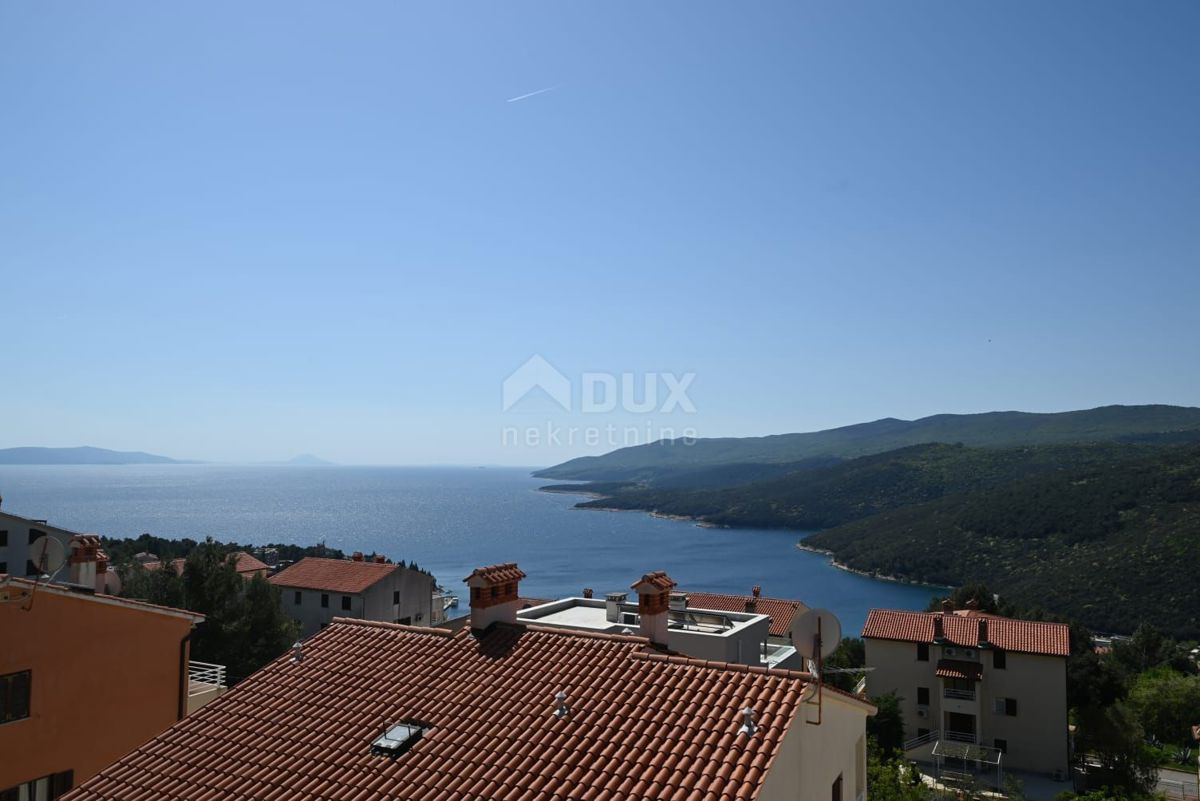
[582,588,593,599]
[605,592,628,623]
[978,619,989,647]
[352,552,364,562]
[745,585,762,613]
[752,585,761,598]
[463,563,526,632]
[68,535,101,588]
[631,571,675,645]
[966,597,980,612]
[373,555,386,564]
[933,614,945,642]
[941,598,954,614]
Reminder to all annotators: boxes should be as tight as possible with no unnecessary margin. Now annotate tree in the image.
[866,748,930,801]
[1074,703,1158,796]
[1127,667,1200,745]
[868,692,906,759]
[1111,624,1196,676]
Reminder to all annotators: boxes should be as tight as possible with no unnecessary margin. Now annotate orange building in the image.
[0,572,205,799]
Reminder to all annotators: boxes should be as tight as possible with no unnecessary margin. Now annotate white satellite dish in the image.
[29,536,67,576]
[793,608,842,661]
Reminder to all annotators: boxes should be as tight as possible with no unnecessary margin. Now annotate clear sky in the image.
[2,2,1197,466]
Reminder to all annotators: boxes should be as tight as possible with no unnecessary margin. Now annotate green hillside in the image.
[803,444,1200,638]
[535,404,1200,480]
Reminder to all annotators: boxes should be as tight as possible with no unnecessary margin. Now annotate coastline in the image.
[795,543,947,590]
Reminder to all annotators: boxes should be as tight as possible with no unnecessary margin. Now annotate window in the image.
[917,727,931,739]
[994,738,1008,754]
[0,530,7,547]
[993,697,1018,716]
[0,770,73,801]
[917,643,929,661]
[294,591,302,605]
[0,562,6,574]
[917,686,930,705]
[393,590,400,605]
[993,649,1007,670]
[320,593,329,608]
[341,595,351,611]
[29,529,44,545]
[832,773,843,801]
[1,670,32,723]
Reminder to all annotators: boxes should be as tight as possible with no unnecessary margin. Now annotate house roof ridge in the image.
[631,650,814,681]
[328,617,456,637]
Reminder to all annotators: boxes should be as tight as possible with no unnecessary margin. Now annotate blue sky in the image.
[2,2,1197,465]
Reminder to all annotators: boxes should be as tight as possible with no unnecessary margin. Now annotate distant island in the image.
[537,404,1200,638]
[284,453,335,466]
[0,446,186,465]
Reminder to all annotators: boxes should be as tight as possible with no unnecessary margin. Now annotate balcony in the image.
[943,687,975,701]
[188,660,227,714]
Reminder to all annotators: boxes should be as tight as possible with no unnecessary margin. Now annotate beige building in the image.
[65,563,875,801]
[863,601,1071,779]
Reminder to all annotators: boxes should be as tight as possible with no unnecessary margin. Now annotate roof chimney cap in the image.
[463,563,526,587]
[582,588,593,599]
[374,554,387,564]
[966,597,980,611]
[631,571,676,593]
[352,552,364,562]
[752,585,762,598]
[941,598,954,614]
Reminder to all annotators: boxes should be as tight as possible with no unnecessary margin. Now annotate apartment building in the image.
[64,563,875,801]
[863,601,1071,778]
[0,565,206,800]
[269,553,434,637]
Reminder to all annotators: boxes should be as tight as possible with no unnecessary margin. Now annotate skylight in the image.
[371,721,428,757]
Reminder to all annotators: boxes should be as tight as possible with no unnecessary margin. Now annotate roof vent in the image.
[291,641,304,663]
[553,691,569,719]
[371,721,428,757]
[738,707,757,737]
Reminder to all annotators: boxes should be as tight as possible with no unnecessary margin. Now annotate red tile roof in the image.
[685,591,808,639]
[631,570,676,592]
[862,609,1070,657]
[463,562,526,585]
[64,618,834,801]
[935,659,983,681]
[142,557,186,576]
[229,551,269,575]
[268,557,398,594]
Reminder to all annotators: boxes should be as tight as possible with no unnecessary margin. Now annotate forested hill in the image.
[803,444,1200,638]
[535,404,1200,481]
[0,446,182,464]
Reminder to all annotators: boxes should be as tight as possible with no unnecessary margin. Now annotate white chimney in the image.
[605,592,628,623]
[68,535,101,588]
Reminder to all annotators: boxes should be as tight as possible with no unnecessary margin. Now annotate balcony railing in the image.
[942,729,977,744]
[188,660,227,695]
[943,687,976,701]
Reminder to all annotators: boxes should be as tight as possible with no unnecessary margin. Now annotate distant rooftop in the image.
[268,556,398,594]
[684,590,808,638]
[862,608,1070,657]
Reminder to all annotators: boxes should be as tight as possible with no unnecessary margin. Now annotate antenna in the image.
[794,608,842,727]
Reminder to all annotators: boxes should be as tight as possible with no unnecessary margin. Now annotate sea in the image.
[0,464,938,635]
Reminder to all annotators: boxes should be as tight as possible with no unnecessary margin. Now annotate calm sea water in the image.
[0,465,937,634]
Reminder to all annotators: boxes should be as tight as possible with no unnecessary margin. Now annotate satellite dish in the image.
[29,536,67,576]
[793,608,842,660]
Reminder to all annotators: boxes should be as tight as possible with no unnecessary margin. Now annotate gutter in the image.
[177,629,193,720]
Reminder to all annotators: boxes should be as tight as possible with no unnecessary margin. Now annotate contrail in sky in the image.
[506,85,559,103]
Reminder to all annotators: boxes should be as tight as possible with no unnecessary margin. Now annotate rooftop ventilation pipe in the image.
[738,707,757,737]
[553,691,569,719]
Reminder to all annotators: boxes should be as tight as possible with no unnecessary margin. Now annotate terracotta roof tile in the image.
[463,563,527,585]
[229,551,269,575]
[64,619,816,801]
[683,591,807,639]
[862,609,1070,657]
[934,659,983,681]
[631,571,676,592]
[268,557,398,594]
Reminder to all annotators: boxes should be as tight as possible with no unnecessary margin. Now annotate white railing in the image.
[943,687,975,701]
[942,729,976,744]
[188,660,227,695]
[853,676,867,695]
[904,730,940,751]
